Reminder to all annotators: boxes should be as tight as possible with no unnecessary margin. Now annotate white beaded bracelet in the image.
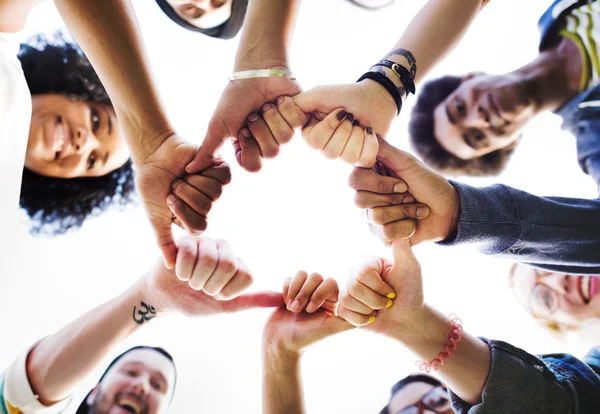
[229,69,295,81]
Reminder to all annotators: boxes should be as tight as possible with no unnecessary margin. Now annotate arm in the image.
[262,272,352,414]
[4,236,282,410]
[349,138,600,273]
[186,0,303,173]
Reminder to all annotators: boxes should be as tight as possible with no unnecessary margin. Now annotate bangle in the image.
[415,315,463,373]
[357,71,403,116]
[372,59,416,96]
[229,69,295,81]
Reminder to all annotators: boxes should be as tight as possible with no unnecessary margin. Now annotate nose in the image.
[476,105,491,125]
[73,126,94,154]
[131,375,150,395]
[540,274,569,295]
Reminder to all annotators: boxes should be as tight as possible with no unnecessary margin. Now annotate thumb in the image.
[391,239,417,267]
[383,239,423,294]
[222,291,285,313]
[186,123,227,173]
[322,314,355,336]
[375,137,423,176]
[155,225,177,269]
[293,87,335,114]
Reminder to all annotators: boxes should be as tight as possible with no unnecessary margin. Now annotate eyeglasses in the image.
[396,386,452,414]
[528,271,561,318]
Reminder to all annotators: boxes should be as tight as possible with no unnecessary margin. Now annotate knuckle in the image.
[199,252,217,268]
[219,259,237,274]
[376,180,392,194]
[262,145,280,159]
[309,272,324,283]
[370,208,388,225]
[347,283,361,298]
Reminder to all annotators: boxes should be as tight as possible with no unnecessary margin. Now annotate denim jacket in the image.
[449,339,600,413]
[437,1,600,274]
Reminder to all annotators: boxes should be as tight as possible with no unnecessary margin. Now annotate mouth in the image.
[578,276,598,304]
[117,394,144,414]
[488,94,509,125]
[51,116,72,160]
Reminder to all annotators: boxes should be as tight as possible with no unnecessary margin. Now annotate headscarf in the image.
[154,0,248,39]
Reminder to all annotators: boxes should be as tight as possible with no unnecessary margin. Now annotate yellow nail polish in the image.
[387,292,396,299]
[386,299,393,308]
[368,316,376,323]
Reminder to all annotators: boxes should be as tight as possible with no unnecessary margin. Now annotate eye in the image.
[90,107,101,133]
[179,4,203,19]
[87,152,97,170]
[151,379,164,392]
[454,97,466,115]
[126,369,137,377]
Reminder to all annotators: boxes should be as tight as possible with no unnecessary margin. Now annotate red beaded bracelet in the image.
[416,315,463,373]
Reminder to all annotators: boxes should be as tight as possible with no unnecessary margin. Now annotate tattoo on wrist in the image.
[133,301,157,325]
[372,66,407,98]
[384,49,417,78]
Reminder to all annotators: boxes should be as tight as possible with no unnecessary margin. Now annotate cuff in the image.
[4,345,71,414]
[436,181,521,254]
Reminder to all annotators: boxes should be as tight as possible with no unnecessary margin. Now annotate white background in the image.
[1,0,598,412]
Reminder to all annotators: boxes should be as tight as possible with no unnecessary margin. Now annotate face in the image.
[433,73,536,160]
[511,264,600,328]
[166,0,233,29]
[87,349,176,414]
[387,383,452,414]
[26,94,129,179]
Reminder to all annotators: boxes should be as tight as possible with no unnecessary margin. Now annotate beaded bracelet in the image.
[228,69,295,81]
[416,315,463,373]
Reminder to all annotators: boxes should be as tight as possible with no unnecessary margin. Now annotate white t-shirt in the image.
[0,32,31,231]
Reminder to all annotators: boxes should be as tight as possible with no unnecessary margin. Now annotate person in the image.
[409,0,600,179]
[18,33,136,235]
[184,0,493,174]
[338,239,600,412]
[510,263,600,331]
[262,270,353,414]
[379,374,453,414]
[0,234,282,413]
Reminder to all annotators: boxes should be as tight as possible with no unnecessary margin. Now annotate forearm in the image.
[26,277,157,405]
[392,305,491,405]
[262,347,304,414]
[234,0,302,70]
[53,0,172,162]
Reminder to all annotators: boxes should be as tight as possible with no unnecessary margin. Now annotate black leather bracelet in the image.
[373,59,416,96]
[357,71,402,116]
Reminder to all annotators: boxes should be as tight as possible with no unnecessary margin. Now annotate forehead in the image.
[388,382,435,411]
[109,349,176,385]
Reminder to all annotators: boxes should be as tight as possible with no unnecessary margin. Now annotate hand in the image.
[264,271,352,356]
[349,138,461,245]
[143,235,283,317]
[186,74,302,173]
[338,240,425,338]
[135,134,231,267]
[293,81,397,142]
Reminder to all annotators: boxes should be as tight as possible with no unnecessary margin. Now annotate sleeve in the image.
[450,340,600,414]
[436,181,600,274]
[0,347,71,414]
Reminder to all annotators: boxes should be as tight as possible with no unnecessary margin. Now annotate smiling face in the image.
[511,264,600,328]
[25,94,129,179]
[87,349,176,414]
[165,0,233,29]
[387,383,453,414]
[433,73,536,160]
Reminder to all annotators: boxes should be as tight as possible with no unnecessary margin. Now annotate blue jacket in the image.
[438,0,600,275]
[443,2,600,412]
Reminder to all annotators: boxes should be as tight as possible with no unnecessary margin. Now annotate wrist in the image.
[120,114,176,165]
[389,305,447,345]
[444,186,462,241]
[358,79,398,121]
[233,56,290,73]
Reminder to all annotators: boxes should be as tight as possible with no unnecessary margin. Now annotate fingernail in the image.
[386,299,393,308]
[241,128,251,138]
[185,161,194,171]
[417,206,430,218]
[277,96,285,105]
[306,302,316,313]
[290,300,300,312]
[336,110,348,121]
[353,119,360,127]
[394,183,407,193]
[171,179,182,191]
[387,292,396,299]
[262,103,273,111]
[366,127,374,135]
[368,315,376,323]
[345,112,354,123]
[248,113,259,122]
[167,195,176,206]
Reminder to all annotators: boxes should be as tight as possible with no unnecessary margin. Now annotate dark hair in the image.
[409,75,515,177]
[18,33,136,235]
[154,0,248,39]
[76,346,177,414]
[379,374,444,414]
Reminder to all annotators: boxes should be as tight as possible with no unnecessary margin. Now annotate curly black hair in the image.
[408,75,515,177]
[18,33,136,235]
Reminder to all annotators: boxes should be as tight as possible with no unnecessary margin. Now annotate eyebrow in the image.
[103,108,113,135]
[122,361,169,386]
[103,152,110,166]
[445,103,457,125]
